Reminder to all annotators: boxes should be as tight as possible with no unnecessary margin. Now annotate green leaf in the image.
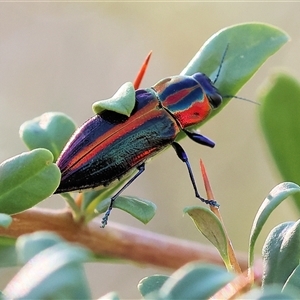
[92,82,135,117]
[243,286,299,299]
[4,236,92,299]
[0,149,61,214]
[184,206,229,268]
[248,182,300,268]
[19,112,76,161]
[181,22,289,123]
[262,221,300,288]
[16,231,65,264]
[97,196,156,224]
[259,73,300,211]
[283,265,300,295]
[83,185,119,212]
[0,214,12,228]
[83,171,137,215]
[157,263,234,300]
[138,275,169,297]
[0,236,17,267]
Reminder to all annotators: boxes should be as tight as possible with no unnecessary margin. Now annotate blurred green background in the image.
[0,2,299,298]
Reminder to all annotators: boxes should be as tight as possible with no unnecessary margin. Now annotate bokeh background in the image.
[1,2,300,298]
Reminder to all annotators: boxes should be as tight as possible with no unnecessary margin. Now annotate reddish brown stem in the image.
[0,207,248,270]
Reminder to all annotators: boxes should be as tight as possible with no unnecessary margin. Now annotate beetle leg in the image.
[101,163,146,228]
[171,142,219,207]
[183,129,215,148]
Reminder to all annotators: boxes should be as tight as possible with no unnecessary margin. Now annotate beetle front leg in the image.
[101,163,146,228]
[171,142,219,207]
[183,129,215,148]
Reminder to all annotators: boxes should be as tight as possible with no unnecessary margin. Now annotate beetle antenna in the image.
[223,95,260,105]
[213,43,229,84]
[213,45,259,106]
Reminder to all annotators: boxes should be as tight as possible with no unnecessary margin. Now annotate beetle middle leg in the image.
[101,163,146,228]
[171,142,219,207]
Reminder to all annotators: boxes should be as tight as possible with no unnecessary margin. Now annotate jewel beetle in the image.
[55,55,226,227]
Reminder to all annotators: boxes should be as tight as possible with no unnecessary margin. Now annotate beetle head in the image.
[192,73,223,109]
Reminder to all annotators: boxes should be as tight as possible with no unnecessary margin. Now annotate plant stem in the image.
[61,193,82,222]
[0,207,249,271]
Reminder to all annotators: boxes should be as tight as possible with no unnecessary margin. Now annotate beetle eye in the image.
[208,93,222,108]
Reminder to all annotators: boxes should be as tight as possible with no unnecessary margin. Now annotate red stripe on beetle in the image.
[161,88,191,106]
[172,94,212,128]
[65,98,174,172]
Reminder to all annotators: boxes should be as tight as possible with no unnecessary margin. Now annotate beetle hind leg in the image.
[100,163,146,228]
[171,142,219,207]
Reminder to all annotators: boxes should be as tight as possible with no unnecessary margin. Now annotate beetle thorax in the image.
[152,75,213,129]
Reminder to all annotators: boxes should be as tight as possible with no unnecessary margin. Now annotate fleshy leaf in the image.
[248,182,300,268]
[184,206,229,267]
[0,213,12,228]
[259,73,300,211]
[0,149,61,214]
[92,82,135,117]
[83,170,137,215]
[181,22,289,124]
[4,234,92,299]
[283,264,300,295]
[20,112,76,161]
[138,275,169,297]
[262,221,300,289]
[243,286,298,299]
[16,231,65,264]
[158,263,234,300]
[97,196,156,224]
